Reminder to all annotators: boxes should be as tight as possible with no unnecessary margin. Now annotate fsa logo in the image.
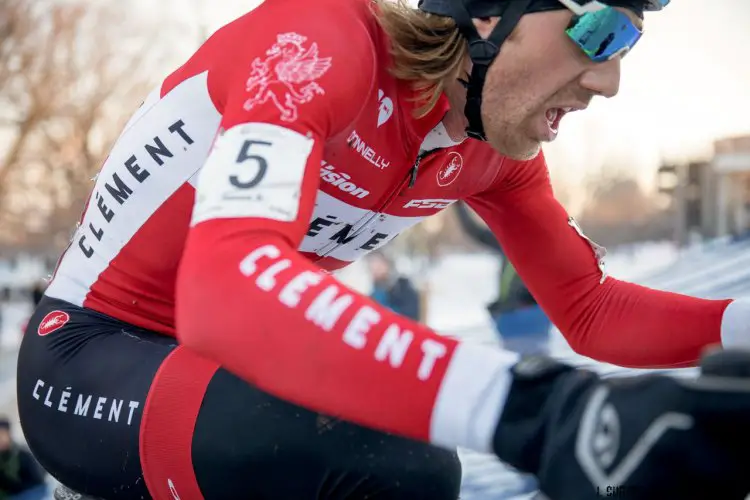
[403,199,456,209]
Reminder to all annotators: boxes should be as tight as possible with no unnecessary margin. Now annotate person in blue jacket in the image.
[366,252,422,322]
[454,202,551,354]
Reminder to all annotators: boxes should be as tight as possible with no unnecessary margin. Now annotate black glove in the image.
[492,350,750,500]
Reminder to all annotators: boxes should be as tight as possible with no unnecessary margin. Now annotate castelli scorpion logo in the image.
[243,32,333,123]
[437,152,463,187]
[37,310,70,336]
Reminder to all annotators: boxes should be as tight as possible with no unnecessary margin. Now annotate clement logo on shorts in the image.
[37,310,70,336]
[31,378,141,426]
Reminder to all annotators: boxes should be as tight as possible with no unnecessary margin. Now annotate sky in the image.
[151,0,750,196]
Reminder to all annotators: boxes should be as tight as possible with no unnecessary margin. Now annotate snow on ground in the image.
[1,301,30,348]
[0,302,30,406]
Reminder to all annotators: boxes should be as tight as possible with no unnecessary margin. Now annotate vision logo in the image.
[319,162,369,199]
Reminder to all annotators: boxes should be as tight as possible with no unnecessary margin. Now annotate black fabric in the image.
[17,297,174,499]
[493,353,750,500]
[193,369,461,500]
[19,297,461,500]
[418,0,649,18]
[418,0,557,17]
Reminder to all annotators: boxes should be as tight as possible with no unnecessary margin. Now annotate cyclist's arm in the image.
[176,13,519,453]
[466,152,732,369]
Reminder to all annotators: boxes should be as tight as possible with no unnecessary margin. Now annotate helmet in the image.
[563,0,669,12]
[417,0,668,21]
[416,0,669,141]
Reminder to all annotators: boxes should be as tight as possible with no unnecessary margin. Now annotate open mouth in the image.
[545,107,571,134]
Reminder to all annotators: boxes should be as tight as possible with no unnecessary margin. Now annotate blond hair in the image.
[372,0,467,118]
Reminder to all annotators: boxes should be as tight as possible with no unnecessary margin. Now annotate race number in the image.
[192,122,314,224]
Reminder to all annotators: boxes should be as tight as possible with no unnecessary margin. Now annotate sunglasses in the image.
[559,0,669,62]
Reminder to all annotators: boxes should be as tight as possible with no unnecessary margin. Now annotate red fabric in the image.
[178,228,457,442]
[140,347,220,500]
[467,152,731,368]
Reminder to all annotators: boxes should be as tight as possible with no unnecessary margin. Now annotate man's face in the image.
[368,255,392,284]
[471,8,641,160]
[0,428,11,451]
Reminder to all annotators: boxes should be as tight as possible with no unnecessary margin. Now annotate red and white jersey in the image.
[45,0,501,334]
[46,0,730,454]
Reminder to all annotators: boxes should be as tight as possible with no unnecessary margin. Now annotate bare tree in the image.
[0,0,176,252]
[577,165,674,247]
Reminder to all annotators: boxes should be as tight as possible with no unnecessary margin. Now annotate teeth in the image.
[548,108,560,133]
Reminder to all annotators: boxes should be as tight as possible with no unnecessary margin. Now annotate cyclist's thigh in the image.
[17,297,177,500]
[190,369,463,500]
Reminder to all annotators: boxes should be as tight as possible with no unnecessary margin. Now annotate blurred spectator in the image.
[29,282,45,309]
[0,417,48,500]
[454,202,551,354]
[0,287,8,345]
[366,252,421,322]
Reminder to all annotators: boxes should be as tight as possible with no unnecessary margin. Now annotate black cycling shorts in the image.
[17,297,461,500]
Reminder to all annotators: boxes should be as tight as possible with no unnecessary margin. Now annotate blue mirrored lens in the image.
[566,8,642,62]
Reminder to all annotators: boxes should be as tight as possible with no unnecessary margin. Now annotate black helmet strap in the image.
[448,0,535,141]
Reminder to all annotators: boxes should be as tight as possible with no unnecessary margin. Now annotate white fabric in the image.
[721,299,750,348]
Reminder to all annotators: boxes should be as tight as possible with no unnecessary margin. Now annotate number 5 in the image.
[230,139,272,189]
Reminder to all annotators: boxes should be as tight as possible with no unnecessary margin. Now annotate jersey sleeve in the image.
[189,7,376,246]
[465,152,731,369]
[175,6,520,454]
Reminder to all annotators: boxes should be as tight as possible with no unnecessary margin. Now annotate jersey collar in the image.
[419,121,466,153]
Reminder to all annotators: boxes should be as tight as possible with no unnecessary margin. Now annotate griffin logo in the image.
[244,32,333,122]
[437,152,463,187]
[37,310,70,336]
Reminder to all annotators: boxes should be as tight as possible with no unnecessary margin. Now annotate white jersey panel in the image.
[300,191,425,263]
[46,72,222,305]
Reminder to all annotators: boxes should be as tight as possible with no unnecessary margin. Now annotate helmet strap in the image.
[449,0,535,141]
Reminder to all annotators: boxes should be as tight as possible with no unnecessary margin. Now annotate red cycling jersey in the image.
[45,0,731,450]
